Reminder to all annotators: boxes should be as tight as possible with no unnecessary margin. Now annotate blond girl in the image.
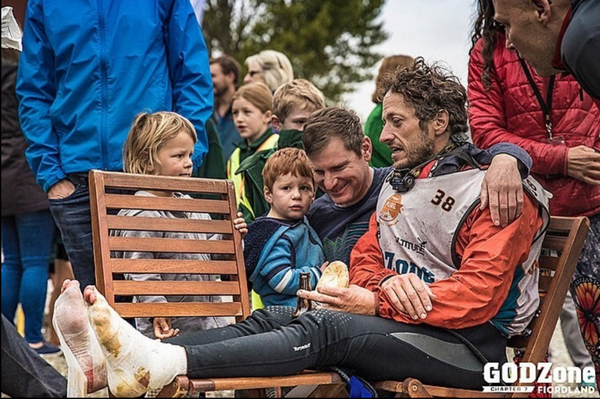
[117,111,234,339]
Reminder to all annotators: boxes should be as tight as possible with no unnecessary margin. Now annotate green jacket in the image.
[236,129,303,222]
[365,103,393,168]
[193,118,226,180]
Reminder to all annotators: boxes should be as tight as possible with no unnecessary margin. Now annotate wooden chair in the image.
[373,216,590,398]
[89,170,345,398]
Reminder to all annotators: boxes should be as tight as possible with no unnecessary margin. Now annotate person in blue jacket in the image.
[16,0,213,290]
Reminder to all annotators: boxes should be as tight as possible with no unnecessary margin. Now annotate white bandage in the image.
[87,287,187,397]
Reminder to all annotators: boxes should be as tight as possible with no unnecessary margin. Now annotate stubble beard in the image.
[393,133,437,170]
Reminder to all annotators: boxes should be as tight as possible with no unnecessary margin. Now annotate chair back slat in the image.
[109,236,236,254]
[111,259,238,275]
[114,302,243,318]
[105,194,231,214]
[537,255,559,271]
[101,173,230,194]
[537,274,552,296]
[507,216,589,380]
[107,215,233,234]
[89,170,251,322]
[112,280,241,296]
[541,235,568,252]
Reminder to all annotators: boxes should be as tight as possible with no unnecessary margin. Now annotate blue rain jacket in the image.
[17,0,213,191]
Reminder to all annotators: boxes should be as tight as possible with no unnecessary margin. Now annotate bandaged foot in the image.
[84,285,187,397]
[53,280,107,396]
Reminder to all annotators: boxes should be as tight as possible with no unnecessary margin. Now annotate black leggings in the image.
[1,314,67,397]
[167,306,507,389]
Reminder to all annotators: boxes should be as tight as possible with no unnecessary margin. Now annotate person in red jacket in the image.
[468,0,600,385]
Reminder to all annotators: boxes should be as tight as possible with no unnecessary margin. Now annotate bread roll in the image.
[316,261,349,289]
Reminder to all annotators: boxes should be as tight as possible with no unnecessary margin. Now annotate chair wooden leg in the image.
[156,376,190,398]
[404,378,433,398]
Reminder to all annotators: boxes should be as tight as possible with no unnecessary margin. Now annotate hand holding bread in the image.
[316,261,349,290]
[299,261,377,316]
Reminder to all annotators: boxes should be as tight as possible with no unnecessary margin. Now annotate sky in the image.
[343,0,479,122]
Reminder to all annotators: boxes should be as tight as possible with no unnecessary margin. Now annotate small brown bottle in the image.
[293,272,312,317]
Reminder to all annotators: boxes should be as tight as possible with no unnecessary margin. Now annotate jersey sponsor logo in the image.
[384,252,435,283]
[397,236,427,255]
[379,194,404,223]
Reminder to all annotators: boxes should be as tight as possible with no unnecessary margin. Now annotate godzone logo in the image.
[483,362,597,395]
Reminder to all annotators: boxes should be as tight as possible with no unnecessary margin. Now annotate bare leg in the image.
[53,280,107,396]
[83,285,187,397]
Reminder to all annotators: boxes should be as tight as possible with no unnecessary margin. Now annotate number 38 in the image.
[431,189,455,212]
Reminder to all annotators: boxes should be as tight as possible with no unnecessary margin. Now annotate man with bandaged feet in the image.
[54,59,550,397]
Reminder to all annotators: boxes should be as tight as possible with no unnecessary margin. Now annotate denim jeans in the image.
[1,210,56,343]
[48,174,96,290]
[1,314,66,397]
[48,174,135,327]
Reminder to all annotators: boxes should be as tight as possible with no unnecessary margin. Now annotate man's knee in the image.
[254,306,295,324]
[299,308,351,329]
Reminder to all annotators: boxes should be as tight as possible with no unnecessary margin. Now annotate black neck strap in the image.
[518,57,556,139]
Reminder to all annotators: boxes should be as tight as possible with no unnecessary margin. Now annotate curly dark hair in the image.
[376,57,468,136]
[469,0,504,90]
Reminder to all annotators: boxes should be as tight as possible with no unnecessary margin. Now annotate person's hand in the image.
[380,274,436,320]
[48,179,76,200]
[567,146,600,186]
[297,285,377,316]
[319,261,329,272]
[153,317,179,340]
[233,212,248,237]
[480,154,524,227]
